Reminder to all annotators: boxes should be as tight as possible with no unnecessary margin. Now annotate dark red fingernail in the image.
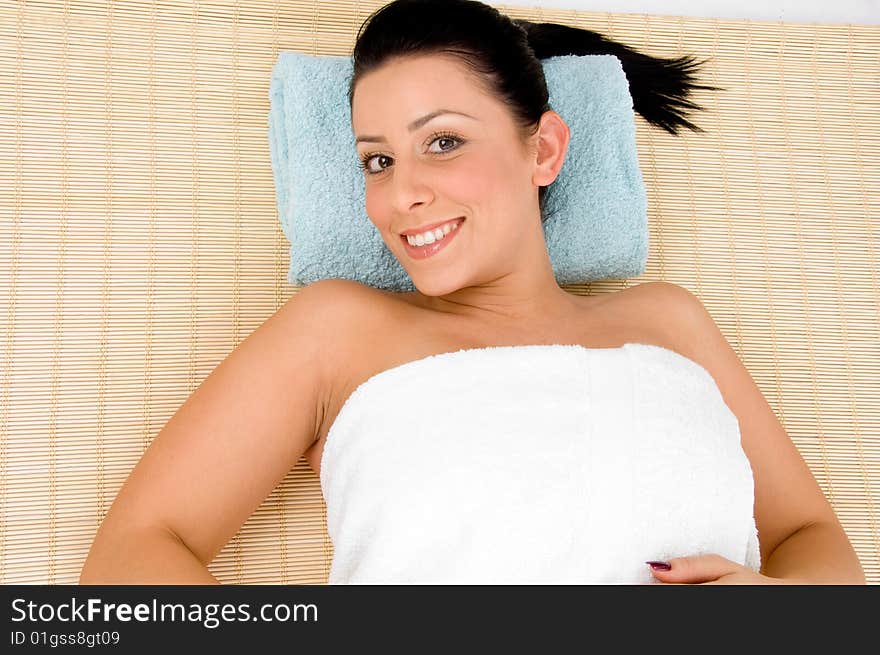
[646,560,671,571]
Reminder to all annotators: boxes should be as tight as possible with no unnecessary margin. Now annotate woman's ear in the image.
[531,110,570,187]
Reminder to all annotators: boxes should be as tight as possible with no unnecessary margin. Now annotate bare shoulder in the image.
[287,278,393,334]
[289,276,397,356]
[282,277,388,381]
[593,281,705,354]
[622,280,739,369]
[595,280,699,309]
[632,280,697,300]
[640,281,710,324]
[628,280,738,363]
[290,277,380,311]
[622,280,704,315]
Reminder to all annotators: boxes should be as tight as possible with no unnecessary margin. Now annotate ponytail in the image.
[514,19,721,135]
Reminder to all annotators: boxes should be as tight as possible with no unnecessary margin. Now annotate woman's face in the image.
[351,54,543,296]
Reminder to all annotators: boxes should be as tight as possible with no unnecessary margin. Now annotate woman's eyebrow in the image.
[355,109,477,144]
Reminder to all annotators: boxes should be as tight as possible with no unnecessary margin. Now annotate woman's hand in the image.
[647,554,794,585]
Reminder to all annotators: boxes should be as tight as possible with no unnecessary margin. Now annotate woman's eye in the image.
[360,153,390,175]
[427,134,460,154]
[359,132,462,176]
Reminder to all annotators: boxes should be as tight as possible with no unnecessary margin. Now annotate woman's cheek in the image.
[442,156,496,201]
[364,185,392,229]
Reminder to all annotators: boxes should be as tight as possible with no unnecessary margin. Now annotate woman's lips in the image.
[400,218,464,261]
[400,216,464,236]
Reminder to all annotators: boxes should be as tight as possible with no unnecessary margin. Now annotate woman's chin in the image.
[409,278,464,300]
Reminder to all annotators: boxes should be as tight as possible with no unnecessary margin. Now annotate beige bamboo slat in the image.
[0,0,877,585]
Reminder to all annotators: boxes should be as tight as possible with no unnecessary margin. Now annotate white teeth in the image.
[406,219,461,247]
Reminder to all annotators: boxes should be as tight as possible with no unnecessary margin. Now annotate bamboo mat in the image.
[0,0,877,585]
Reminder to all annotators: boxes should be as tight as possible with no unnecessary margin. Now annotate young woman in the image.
[80,0,864,585]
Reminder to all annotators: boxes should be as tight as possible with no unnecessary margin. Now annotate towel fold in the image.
[320,342,761,584]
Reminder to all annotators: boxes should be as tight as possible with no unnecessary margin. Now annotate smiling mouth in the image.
[399,217,464,258]
[399,217,465,244]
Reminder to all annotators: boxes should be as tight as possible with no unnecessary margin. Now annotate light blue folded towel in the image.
[268,51,647,290]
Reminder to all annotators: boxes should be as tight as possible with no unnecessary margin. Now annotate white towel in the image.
[319,343,761,584]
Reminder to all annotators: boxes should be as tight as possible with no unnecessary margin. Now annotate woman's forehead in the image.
[352,56,495,128]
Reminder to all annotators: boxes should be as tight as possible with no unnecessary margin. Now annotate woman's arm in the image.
[651,282,865,584]
[762,519,866,584]
[79,279,351,584]
[80,526,220,585]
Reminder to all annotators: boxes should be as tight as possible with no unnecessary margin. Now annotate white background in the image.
[492,0,879,25]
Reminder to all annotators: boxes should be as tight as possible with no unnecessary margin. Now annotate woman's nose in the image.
[390,162,434,213]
